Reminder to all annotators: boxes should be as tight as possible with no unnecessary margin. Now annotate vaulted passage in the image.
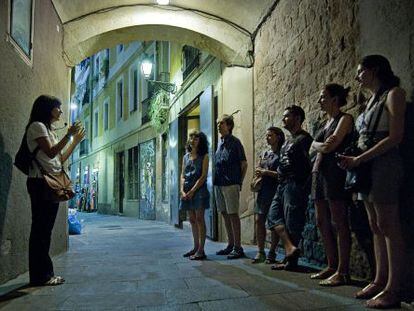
[0,0,413,305]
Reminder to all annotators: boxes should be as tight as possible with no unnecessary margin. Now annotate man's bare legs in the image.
[221,212,234,249]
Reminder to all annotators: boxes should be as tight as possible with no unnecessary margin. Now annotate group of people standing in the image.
[180,54,407,309]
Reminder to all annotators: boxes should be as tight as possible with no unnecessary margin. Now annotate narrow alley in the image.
[0,213,391,310]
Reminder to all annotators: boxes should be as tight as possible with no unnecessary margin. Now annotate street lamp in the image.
[140,55,176,94]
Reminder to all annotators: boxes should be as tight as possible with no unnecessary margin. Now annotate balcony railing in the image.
[79,139,89,156]
[141,97,151,125]
[182,54,200,81]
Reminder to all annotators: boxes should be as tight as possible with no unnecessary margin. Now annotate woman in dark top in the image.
[339,55,406,309]
[180,130,210,260]
[310,84,354,286]
[252,127,284,264]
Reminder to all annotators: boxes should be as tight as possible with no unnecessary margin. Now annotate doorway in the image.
[170,86,217,240]
[116,151,125,214]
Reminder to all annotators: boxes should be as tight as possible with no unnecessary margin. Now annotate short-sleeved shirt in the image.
[257,150,280,205]
[26,121,62,177]
[277,130,312,183]
[214,134,247,186]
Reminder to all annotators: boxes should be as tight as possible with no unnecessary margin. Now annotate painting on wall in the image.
[139,139,156,220]
[10,0,33,56]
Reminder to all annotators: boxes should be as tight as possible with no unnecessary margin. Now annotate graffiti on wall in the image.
[139,139,156,220]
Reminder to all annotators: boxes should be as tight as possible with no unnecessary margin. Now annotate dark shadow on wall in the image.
[0,133,13,244]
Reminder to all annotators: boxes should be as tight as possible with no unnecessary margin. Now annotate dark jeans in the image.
[27,178,59,284]
[266,179,308,246]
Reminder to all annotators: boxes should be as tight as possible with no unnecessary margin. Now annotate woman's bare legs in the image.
[188,210,199,252]
[365,202,405,308]
[195,208,206,255]
[256,214,266,252]
[314,200,338,272]
[324,200,351,284]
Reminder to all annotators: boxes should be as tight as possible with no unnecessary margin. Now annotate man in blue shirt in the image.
[214,114,248,259]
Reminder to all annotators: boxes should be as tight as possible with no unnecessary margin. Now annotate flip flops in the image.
[44,276,65,286]
[310,268,336,280]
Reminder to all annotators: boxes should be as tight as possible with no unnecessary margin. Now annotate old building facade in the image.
[0,0,413,291]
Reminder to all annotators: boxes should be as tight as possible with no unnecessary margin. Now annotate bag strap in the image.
[364,87,387,143]
[32,153,47,175]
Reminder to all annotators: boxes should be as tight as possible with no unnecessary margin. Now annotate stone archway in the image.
[52,0,277,66]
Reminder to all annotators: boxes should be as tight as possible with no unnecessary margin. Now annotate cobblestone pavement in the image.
[0,213,408,310]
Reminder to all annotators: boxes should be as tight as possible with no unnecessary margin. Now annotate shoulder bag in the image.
[33,156,75,202]
[250,153,264,192]
[343,92,386,194]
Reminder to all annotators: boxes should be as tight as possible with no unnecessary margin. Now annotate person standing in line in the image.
[180,130,210,260]
[267,105,313,270]
[26,95,85,286]
[339,55,406,309]
[251,127,285,264]
[310,84,354,286]
[214,114,248,259]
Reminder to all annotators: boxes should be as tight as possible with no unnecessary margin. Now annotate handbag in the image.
[343,90,386,194]
[250,175,263,192]
[33,157,75,202]
[344,162,372,194]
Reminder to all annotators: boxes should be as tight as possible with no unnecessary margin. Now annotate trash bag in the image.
[68,208,82,235]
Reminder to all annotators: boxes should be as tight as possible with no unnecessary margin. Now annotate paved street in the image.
[0,213,407,310]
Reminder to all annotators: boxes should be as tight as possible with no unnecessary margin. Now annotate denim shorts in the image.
[266,180,308,243]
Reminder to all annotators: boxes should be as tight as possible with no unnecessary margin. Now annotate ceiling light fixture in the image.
[156,0,170,5]
[157,0,170,5]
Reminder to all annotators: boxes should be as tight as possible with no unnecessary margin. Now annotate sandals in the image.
[319,273,350,287]
[365,290,401,309]
[251,251,266,264]
[286,248,300,260]
[183,249,197,257]
[265,251,277,264]
[355,282,384,299]
[310,268,336,280]
[190,252,207,261]
[44,276,65,286]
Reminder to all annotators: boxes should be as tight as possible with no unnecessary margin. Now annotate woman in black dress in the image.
[310,84,354,286]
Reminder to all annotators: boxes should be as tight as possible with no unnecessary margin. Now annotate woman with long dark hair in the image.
[310,84,354,286]
[180,130,210,260]
[339,55,406,309]
[26,95,84,286]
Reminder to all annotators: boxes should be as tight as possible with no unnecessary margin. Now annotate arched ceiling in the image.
[52,0,276,67]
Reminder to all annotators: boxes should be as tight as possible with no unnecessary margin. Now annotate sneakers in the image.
[227,247,245,260]
[216,245,233,255]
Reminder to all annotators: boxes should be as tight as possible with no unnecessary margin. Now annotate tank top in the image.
[358,90,389,151]
[315,112,354,155]
[313,112,354,173]
[182,153,208,197]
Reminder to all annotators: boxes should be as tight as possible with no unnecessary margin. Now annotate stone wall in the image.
[0,1,70,284]
[254,0,361,269]
[254,0,414,289]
